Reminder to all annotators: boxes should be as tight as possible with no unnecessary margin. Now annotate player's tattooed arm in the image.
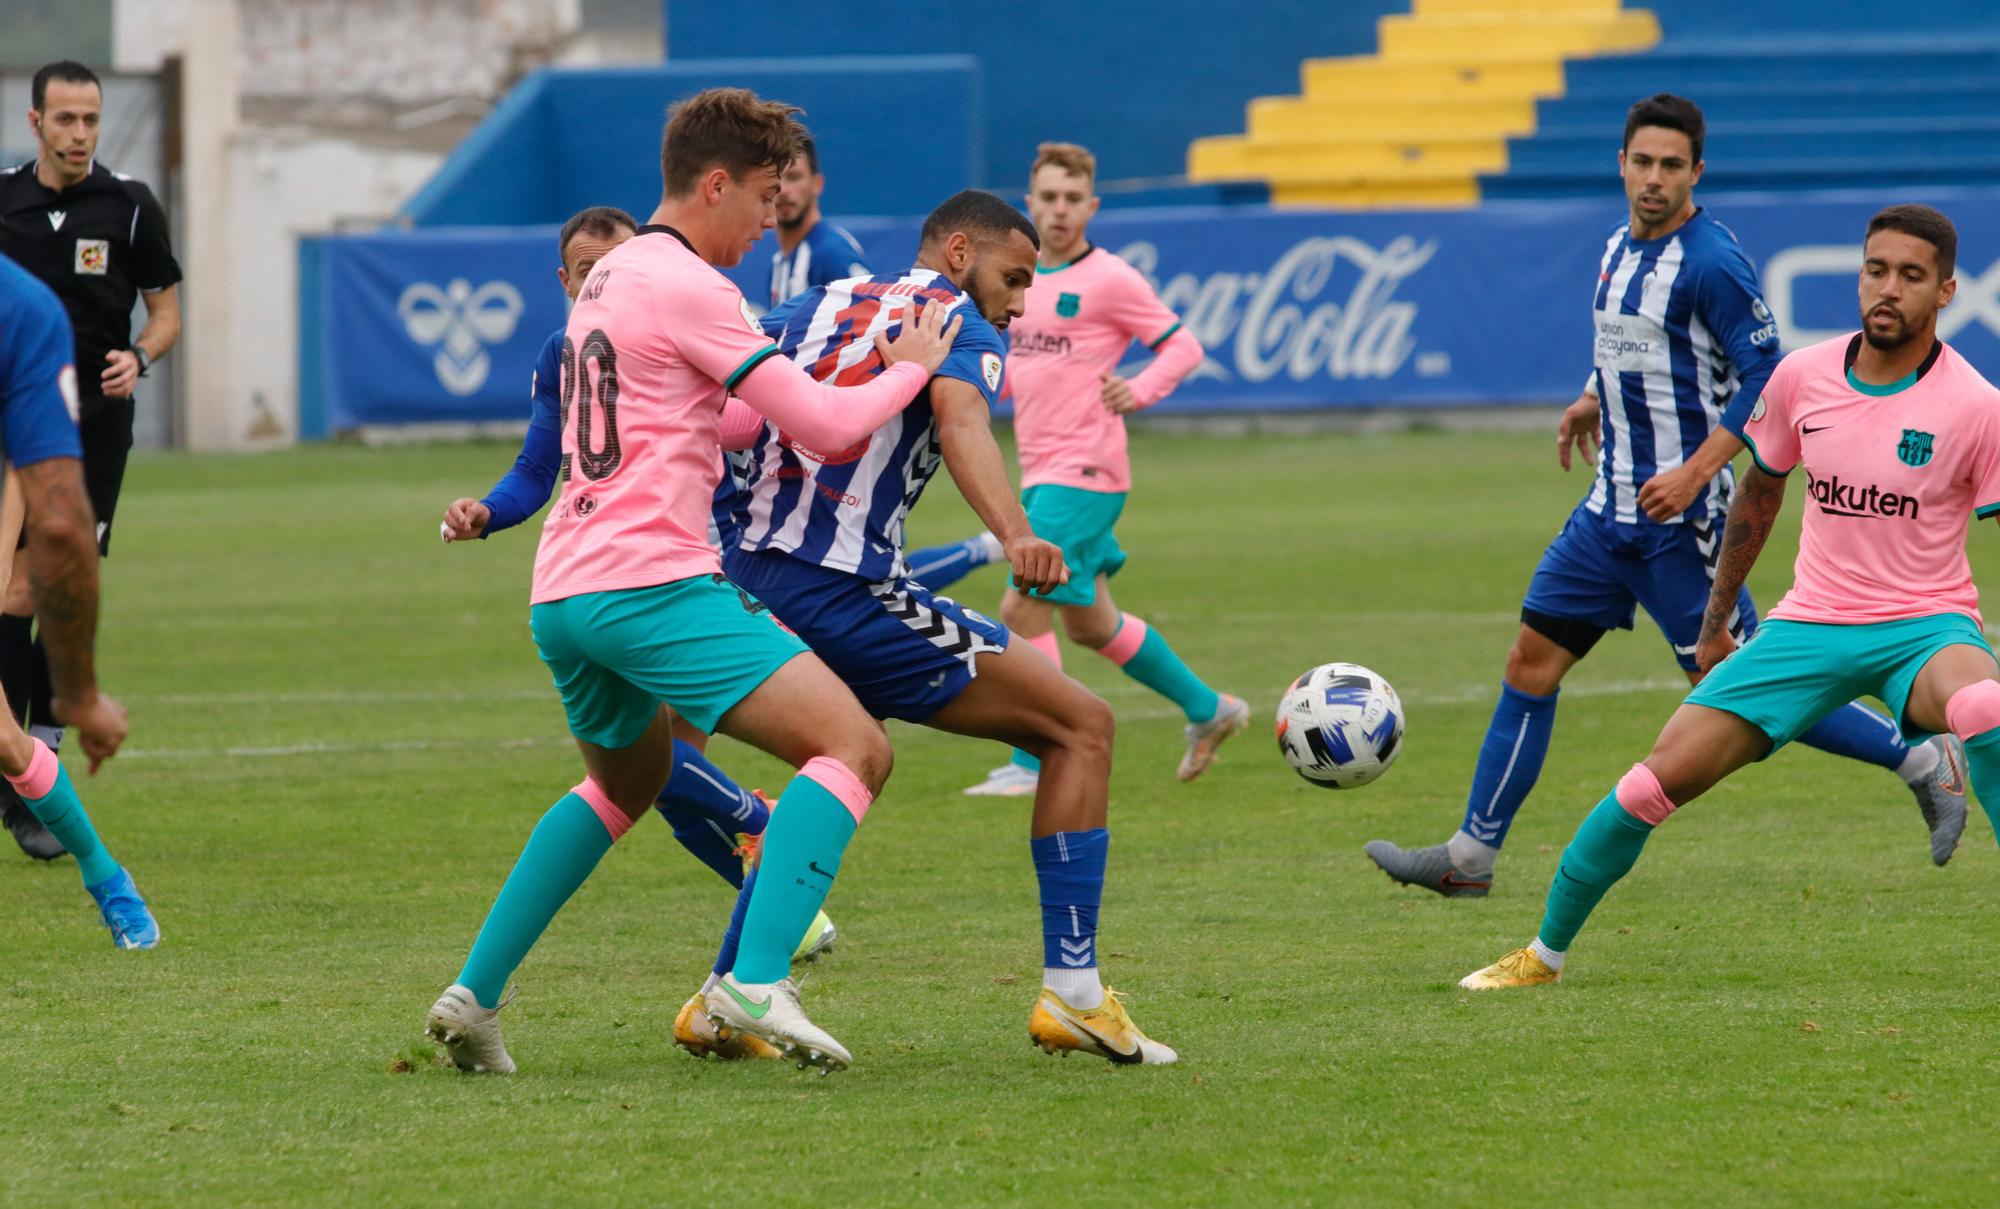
[932,379,1067,596]
[1696,464,1787,673]
[17,457,102,702]
[16,458,126,770]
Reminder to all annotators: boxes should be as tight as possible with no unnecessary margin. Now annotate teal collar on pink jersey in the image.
[1844,332,1943,397]
[1036,244,1098,275]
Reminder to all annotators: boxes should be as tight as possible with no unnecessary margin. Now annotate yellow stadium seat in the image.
[1188,2,1659,209]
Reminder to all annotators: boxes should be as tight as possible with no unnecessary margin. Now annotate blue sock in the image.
[657,739,767,888]
[1458,683,1559,848]
[1796,701,1909,771]
[905,535,996,591]
[711,868,757,976]
[1031,828,1108,972]
[456,791,621,1009]
[19,759,119,887]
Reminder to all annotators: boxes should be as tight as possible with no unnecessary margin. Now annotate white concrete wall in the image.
[110,0,587,448]
[228,134,441,446]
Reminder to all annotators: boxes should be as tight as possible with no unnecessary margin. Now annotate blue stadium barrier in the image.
[662,0,1402,190]
[400,58,982,224]
[309,186,2000,431]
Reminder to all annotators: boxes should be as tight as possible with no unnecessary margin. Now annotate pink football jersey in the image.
[1742,334,2000,625]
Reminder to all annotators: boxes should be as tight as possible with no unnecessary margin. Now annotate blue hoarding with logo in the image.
[315,227,566,430]
[304,186,2000,433]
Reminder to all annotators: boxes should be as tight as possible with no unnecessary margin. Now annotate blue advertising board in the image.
[306,187,2000,432]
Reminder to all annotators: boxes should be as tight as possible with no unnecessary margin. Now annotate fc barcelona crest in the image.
[1056,292,1081,318]
[1897,428,1935,467]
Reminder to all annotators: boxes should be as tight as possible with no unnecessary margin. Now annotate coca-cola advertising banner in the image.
[308,186,2000,429]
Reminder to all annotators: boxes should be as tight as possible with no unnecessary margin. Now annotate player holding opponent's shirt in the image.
[0,251,150,947]
[1367,95,1963,898]
[921,143,1238,798]
[424,89,961,1074]
[1465,205,2000,989]
[437,206,836,1005]
[695,190,1177,1066]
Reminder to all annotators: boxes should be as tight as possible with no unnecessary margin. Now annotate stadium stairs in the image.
[1187,0,1661,208]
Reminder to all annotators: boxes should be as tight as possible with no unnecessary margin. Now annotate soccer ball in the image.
[1274,662,1404,789]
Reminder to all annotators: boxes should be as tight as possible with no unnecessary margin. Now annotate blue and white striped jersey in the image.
[734,267,1008,580]
[768,220,870,307]
[1586,208,1781,525]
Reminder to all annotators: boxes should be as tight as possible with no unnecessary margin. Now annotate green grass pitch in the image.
[3,429,1995,1206]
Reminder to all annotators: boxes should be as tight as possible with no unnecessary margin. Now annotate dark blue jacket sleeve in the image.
[477,330,563,536]
[1698,243,1784,438]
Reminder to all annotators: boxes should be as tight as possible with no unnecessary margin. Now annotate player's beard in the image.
[960,255,1007,329]
[1863,309,1922,350]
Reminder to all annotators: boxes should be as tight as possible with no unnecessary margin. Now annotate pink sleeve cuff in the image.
[1127,328,1203,408]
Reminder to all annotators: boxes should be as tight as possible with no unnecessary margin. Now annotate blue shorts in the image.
[722,548,1009,722]
[1522,502,1757,671]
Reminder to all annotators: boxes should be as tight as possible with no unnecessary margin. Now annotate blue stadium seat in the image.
[1483,32,2000,197]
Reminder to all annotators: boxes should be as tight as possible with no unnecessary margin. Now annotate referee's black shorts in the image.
[77,396,135,556]
[16,396,136,558]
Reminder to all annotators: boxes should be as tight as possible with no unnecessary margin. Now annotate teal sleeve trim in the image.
[1146,321,1183,351]
[1742,431,1792,478]
[722,345,781,391]
[1977,501,2000,519]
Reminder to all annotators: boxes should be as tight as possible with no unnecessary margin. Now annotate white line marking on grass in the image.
[127,688,548,706]
[115,679,1691,762]
[1109,676,1688,721]
[119,735,572,761]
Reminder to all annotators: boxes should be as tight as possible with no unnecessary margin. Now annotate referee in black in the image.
[0,61,180,859]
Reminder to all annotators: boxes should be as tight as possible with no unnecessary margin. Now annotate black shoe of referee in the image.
[2,787,64,861]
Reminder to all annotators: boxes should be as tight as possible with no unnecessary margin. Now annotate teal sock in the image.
[456,792,617,1009]
[1113,621,1221,724]
[1537,790,1656,953]
[1011,749,1040,773]
[734,773,856,984]
[22,763,118,887]
[1962,728,2000,840]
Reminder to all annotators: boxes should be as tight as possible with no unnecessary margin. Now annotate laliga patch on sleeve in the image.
[981,352,1003,393]
[1749,396,1766,423]
[738,297,763,335]
[74,239,109,275]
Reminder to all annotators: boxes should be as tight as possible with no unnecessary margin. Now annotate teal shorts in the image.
[530,574,809,748]
[1021,484,1128,607]
[1685,614,1992,750]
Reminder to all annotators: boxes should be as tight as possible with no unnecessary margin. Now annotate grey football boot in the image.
[1364,839,1492,898]
[1908,734,1969,866]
